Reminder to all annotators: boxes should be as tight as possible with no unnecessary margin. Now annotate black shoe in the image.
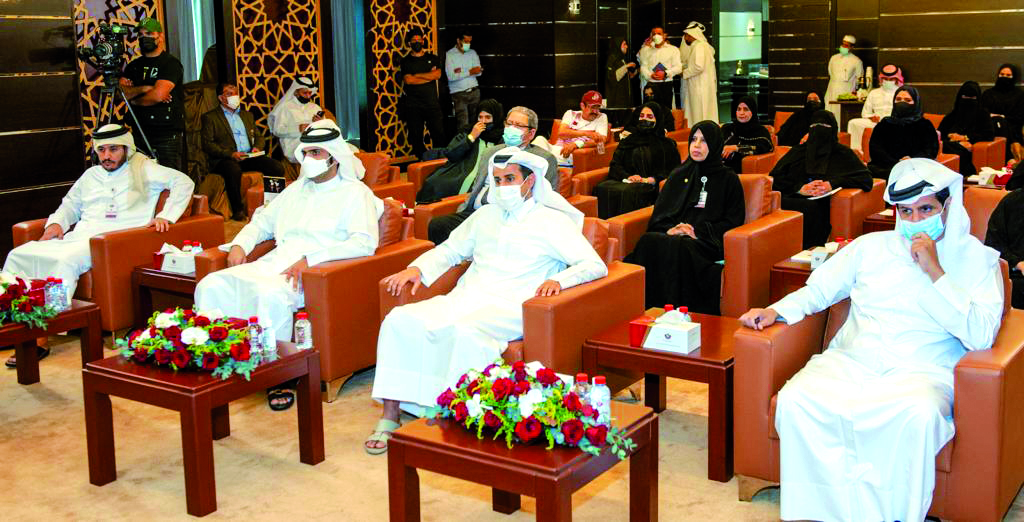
[5,344,51,369]
[231,210,247,222]
[267,388,295,411]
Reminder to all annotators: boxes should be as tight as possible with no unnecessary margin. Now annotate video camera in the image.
[78,21,131,90]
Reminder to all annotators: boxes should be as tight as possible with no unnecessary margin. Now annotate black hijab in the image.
[982,63,1024,115]
[474,98,504,144]
[649,121,732,232]
[804,110,840,175]
[885,85,923,125]
[776,90,823,147]
[626,100,673,135]
[624,101,670,145]
[939,81,994,140]
[730,95,761,134]
[771,110,871,193]
[993,63,1021,93]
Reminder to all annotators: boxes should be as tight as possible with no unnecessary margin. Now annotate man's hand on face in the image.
[470,121,487,140]
[146,218,171,233]
[910,232,944,282]
[40,223,64,241]
[383,267,423,296]
[535,279,562,297]
[227,245,246,267]
[281,257,309,291]
[739,308,778,330]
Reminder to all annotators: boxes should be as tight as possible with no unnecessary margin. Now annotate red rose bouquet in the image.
[116,306,264,380]
[429,361,637,459]
[0,272,59,329]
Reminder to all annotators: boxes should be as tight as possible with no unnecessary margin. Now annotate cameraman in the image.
[119,17,185,171]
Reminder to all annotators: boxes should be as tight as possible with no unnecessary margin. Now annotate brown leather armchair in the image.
[246,152,416,218]
[925,113,1007,172]
[606,174,804,317]
[859,126,961,172]
[12,194,222,332]
[571,142,618,173]
[964,186,1008,242]
[410,168,598,240]
[666,128,691,143]
[194,199,433,401]
[380,217,645,376]
[407,158,447,193]
[732,262,1024,522]
[671,109,688,131]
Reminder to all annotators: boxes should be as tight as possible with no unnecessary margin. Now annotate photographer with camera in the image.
[119,17,185,171]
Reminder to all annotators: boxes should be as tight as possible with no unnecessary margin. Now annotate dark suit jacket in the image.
[200,106,267,162]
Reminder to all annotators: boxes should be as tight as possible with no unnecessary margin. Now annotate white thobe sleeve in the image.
[148,165,195,223]
[666,48,683,78]
[304,190,381,266]
[410,211,479,286]
[770,242,858,324]
[226,192,284,254]
[45,177,86,232]
[682,44,707,80]
[861,93,877,118]
[545,217,608,289]
[271,106,302,139]
[918,265,1004,351]
[638,51,654,81]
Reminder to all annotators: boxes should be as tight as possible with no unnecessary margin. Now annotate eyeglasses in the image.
[504,120,531,131]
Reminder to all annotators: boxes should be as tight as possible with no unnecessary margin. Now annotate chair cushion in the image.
[356,152,390,186]
[582,217,612,264]
[738,174,773,223]
[557,168,573,198]
[378,199,405,247]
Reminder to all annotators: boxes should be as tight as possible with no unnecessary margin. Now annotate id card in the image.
[105,201,118,220]
[695,191,707,208]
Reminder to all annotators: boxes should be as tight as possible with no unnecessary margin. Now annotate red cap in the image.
[581,90,603,106]
[593,376,606,385]
[664,304,674,311]
[248,316,259,323]
[296,312,308,319]
[575,372,588,382]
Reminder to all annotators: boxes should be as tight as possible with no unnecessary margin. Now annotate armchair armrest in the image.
[407,159,447,192]
[413,194,468,240]
[379,262,469,319]
[829,178,885,240]
[567,195,598,217]
[521,261,645,375]
[607,206,654,257]
[741,152,776,174]
[246,185,263,220]
[721,209,804,317]
[972,137,1006,172]
[938,153,960,173]
[947,308,1024,518]
[571,168,610,196]
[733,311,828,479]
[372,181,416,207]
[12,218,47,247]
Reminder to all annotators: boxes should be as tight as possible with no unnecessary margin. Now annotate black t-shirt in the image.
[400,52,440,107]
[122,51,185,132]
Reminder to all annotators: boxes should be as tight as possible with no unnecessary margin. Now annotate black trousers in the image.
[136,129,184,172]
[404,103,446,159]
[427,207,474,244]
[211,156,285,213]
[647,82,674,113]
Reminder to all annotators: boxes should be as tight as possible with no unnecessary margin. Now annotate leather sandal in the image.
[365,418,400,455]
[5,344,50,369]
[267,389,295,411]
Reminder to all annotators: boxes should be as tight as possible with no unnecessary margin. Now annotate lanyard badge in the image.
[695,176,708,208]
[105,187,119,219]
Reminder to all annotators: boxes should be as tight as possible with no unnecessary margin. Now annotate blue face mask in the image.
[897,206,945,241]
[503,126,525,147]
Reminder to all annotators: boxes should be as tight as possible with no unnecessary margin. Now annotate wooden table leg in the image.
[211,404,230,440]
[491,488,521,514]
[180,402,217,516]
[644,373,666,413]
[706,365,734,482]
[296,355,325,465]
[629,417,659,522]
[83,382,116,485]
[15,340,40,385]
[535,478,572,521]
[81,308,104,367]
[388,441,420,522]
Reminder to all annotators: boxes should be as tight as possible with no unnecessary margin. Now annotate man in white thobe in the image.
[3,123,193,367]
[825,34,864,121]
[638,26,682,113]
[365,147,608,454]
[268,77,324,163]
[195,119,383,346]
[848,64,903,152]
[740,158,1004,522]
[682,21,719,124]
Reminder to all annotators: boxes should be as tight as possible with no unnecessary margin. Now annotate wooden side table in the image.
[132,265,198,329]
[770,259,812,303]
[863,211,896,234]
[582,310,738,482]
[388,401,657,521]
[1,300,102,385]
[82,342,324,517]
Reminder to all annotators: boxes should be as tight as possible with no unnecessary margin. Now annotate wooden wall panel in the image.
[766,0,833,112]
[879,12,1024,49]
[0,131,86,191]
[0,75,82,133]
[879,0,1024,13]
[0,19,77,74]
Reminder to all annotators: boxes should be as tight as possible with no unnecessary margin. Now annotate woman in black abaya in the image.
[939,81,995,177]
[981,64,1024,162]
[415,99,504,203]
[776,90,824,147]
[624,121,746,314]
[867,85,938,180]
[594,102,681,218]
[771,110,873,248]
[721,95,774,173]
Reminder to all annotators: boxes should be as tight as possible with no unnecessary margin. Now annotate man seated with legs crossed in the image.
[3,124,193,368]
[365,147,608,454]
[195,120,383,410]
[740,158,1004,522]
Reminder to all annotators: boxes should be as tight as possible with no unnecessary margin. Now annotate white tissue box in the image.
[642,322,701,354]
[161,252,196,275]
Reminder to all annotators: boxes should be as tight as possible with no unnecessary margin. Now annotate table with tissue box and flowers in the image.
[582,307,740,482]
[132,240,206,329]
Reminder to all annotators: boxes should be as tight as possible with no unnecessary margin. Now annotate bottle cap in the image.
[836,236,845,242]
[55,278,62,283]
[593,376,606,385]
[680,306,689,314]
[248,316,259,323]
[296,312,308,319]
[664,304,674,311]
[575,373,588,383]
[46,277,55,282]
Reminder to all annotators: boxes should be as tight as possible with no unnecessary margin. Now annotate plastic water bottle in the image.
[293,312,312,350]
[53,278,68,311]
[247,316,263,359]
[261,320,277,359]
[679,306,692,322]
[591,376,611,425]
[182,240,193,253]
[573,373,590,400]
[663,304,674,313]
[596,139,605,155]
[44,277,56,308]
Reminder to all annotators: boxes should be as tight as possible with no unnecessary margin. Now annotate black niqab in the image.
[776,90,823,147]
[885,85,923,125]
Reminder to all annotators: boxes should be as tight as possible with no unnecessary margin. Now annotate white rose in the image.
[198,308,224,321]
[154,313,178,329]
[0,272,17,287]
[466,395,483,418]
[181,326,210,346]
[518,388,544,418]
[137,329,152,340]
[492,367,511,380]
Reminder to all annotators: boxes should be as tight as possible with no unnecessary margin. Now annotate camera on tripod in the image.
[78,21,131,90]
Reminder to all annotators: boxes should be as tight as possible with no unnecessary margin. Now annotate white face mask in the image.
[226,95,241,110]
[881,80,898,93]
[493,183,527,212]
[652,34,664,45]
[300,155,330,179]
